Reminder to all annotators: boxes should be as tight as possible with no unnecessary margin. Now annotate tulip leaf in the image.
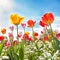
[0,41,5,55]
[19,40,24,60]
[55,39,60,52]
[8,46,19,60]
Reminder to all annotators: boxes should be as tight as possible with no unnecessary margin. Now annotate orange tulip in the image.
[10,14,24,25]
[33,32,38,36]
[27,20,36,28]
[42,13,54,25]
[1,28,6,34]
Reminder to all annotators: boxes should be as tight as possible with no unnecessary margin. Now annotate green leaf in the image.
[19,40,24,60]
[0,41,5,55]
[8,47,19,60]
[55,39,60,52]
[28,53,35,60]
[8,48,14,60]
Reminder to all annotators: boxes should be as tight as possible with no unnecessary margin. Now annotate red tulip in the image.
[39,21,48,27]
[0,36,4,41]
[43,36,48,41]
[34,32,38,36]
[22,34,31,41]
[27,20,36,28]
[41,31,44,34]
[42,13,54,25]
[57,33,60,39]
[18,32,22,38]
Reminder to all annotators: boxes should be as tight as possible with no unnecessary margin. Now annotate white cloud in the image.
[0,0,15,28]
[0,0,14,11]
[55,16,60,21]
[52,16,60,30]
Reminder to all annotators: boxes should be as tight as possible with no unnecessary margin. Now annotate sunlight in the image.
[0,0,8,5]
[0,0,14,9]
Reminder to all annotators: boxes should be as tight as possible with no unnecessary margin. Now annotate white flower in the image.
[2,56,9,59]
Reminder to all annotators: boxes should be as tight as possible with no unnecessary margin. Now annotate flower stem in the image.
[50,24,53,37]
[16,25,18,41]
[24,28,25,34]
[32,27,35,40]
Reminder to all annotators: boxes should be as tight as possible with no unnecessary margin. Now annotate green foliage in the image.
[0,41,5,55]
[19,40,24,60]
[55,39,60,52]
[7,46,19,60]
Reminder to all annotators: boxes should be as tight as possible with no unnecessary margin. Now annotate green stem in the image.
[32,27,35,40]
[24,28,25,34]
[16,25,18,41]
[23,28,26,43]
[46,26,49,34]
[49,24,57,53]
[49,24,53,38]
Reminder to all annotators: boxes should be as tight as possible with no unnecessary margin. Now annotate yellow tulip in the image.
[19,16,24,24]
[10,14,24,25]
[25,31,30,35]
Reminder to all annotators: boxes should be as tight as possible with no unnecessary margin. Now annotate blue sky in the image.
[0,0,60,32]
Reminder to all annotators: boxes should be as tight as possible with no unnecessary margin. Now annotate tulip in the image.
[43,36,48,41]
[10,14,24,25]
[10,14,24,41]
[4,41,11,48]
[27,20,36,28]
[1,28,6,34]
[39,21,48,27]
[42,13,54,25]
[18,32,22,38]
[57,33,60,40]
[21,23,26,34]
[13,40,18,45]
[27,20,36,40]
[25,31,30,35]
[21,23,26,28]
[8,33,14,44]
[33,32,38,37]
[0,36,4,41]
[9,25,14,31]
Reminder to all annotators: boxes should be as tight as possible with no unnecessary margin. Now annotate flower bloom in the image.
[39,21,48,27]
[8,33,13,38]
[33,32,38,36]
[4,41,11,47]
[13,40,18,45]
[27,20,36,28]
[43,36,48,41]
[10,14,24,25]
[41,13,54,25]
[0,36,4,41]
[25,31,30,35]
[21,23,26,28]
[9,25,14,31]
[57,33,60,39]
[22,34,31,41]
[8,33,14,40]
[41,31,44,34]
[1,28,6,34]
[18,32,22,38]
